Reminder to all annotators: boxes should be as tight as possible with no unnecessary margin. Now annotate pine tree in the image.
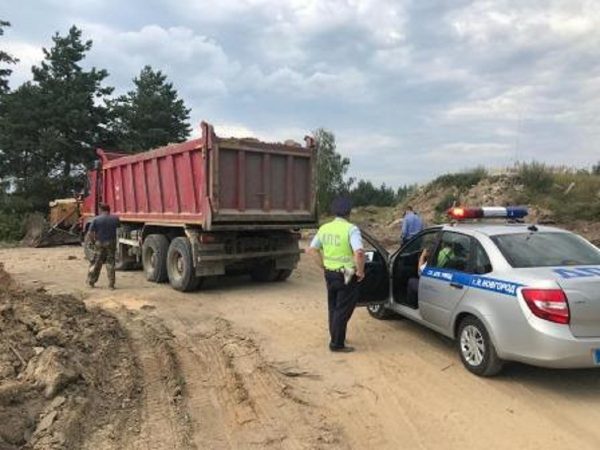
[0,26,113,203]
[31,26,113,183]
[111,65,191,152]
[0,20,18,94]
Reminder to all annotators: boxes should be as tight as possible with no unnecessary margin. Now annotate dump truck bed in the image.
[97,122,317,230]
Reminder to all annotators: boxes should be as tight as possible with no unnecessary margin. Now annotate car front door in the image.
[357,229,390,306]
[419,231,472,329]
[389,229,442,307]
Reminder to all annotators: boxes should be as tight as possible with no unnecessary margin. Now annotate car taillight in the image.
[521,288,570,324]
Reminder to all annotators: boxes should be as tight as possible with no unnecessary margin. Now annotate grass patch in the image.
[513,162,600,221]
[433,167,488,191]
[515,162,554,193]
[434,192,459,214]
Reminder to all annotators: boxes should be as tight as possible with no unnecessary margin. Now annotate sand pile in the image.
[0,263,140,449]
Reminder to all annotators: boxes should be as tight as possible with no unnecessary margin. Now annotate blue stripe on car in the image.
[422,267,522,296]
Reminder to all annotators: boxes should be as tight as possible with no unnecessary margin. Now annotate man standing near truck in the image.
[309,197,365,353]
[86,203,120,289]
[401,205,423,245]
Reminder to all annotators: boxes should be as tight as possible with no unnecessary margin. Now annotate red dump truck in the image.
[80,122,317,291]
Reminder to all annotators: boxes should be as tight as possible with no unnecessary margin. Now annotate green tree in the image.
[350,179,397,207]
[0,83,52,203]
[314,128,351,213]
[0,20,18,94]
[396,183,417,203]
[31,25,114,183]
[110,65,191,152]
[593,161,600,176]
[0,25,113,203]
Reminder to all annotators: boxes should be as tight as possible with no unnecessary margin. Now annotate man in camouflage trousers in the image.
[86,203,120,289]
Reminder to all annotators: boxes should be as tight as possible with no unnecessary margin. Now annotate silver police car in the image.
[359,206,600,376]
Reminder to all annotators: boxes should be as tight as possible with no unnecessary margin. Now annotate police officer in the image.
[86,203,120,289]
[309,197,365,353]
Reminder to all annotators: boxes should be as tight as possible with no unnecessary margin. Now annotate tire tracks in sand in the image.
[120,312,196,450]
[170,313,348,449]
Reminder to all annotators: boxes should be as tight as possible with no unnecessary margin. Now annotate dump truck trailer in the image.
[81,122,318,291]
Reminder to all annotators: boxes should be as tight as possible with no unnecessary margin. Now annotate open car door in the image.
[357,229,391,306]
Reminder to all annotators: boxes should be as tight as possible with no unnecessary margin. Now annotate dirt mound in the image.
[351,173,600,248]
[0,263,140,449]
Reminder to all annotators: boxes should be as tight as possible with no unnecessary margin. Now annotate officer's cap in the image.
[331,196,352,217]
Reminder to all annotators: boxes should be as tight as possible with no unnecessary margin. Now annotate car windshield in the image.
[491,232,600,268]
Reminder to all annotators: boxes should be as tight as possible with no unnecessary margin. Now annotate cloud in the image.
[1,41,43,87]
[2,0,599,185]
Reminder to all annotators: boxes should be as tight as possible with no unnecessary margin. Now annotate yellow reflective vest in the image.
[317,218,356,270]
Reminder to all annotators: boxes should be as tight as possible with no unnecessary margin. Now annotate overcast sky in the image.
[2,0,599,186]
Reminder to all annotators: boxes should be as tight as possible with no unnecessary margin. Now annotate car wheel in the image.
[457,316,504,377]
[367,303,395,320]
[167,237,202,292]
[142,234,169,282]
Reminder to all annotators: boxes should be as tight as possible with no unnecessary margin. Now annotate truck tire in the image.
[275,269,293,281]
[142,234,169,282]
[116,225,139,271]
[167,237,202,292]
[250,262,279,282]
[115,250,136,271]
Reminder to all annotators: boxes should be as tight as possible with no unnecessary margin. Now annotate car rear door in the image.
[419,231,472,328]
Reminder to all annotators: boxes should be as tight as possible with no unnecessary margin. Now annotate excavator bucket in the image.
[22,199,82,247]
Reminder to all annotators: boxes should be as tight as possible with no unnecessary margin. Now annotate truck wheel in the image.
[115,250,135,271]
[142,234,169,282]
[167,237,202,292]
[457,316,504,377]
[250,263,279,282]
[116,225,138,271]
[275,269,293,281]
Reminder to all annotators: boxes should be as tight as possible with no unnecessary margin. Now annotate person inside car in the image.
[406,246,431,307]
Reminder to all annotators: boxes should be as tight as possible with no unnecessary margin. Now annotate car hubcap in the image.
[149,251,156,269]
[460,325,485,366]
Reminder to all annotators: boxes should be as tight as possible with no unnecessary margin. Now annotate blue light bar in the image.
[505,206,528,219]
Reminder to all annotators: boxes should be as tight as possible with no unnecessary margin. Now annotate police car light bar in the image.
[447,206,528,220]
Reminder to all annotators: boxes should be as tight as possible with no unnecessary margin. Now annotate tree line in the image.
[0,20,406,240]
[0,22,190,212]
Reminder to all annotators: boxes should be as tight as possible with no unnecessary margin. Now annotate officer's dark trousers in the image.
[325,271,359,348]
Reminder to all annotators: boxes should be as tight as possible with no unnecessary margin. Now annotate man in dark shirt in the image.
[86,203,120,289]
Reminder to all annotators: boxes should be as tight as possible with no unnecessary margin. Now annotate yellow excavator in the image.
[22,198,83,247]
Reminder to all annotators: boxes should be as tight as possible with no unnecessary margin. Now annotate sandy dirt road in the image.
[2,245,600,449]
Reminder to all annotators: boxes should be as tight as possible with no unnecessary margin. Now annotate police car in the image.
[359,206,600,376]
